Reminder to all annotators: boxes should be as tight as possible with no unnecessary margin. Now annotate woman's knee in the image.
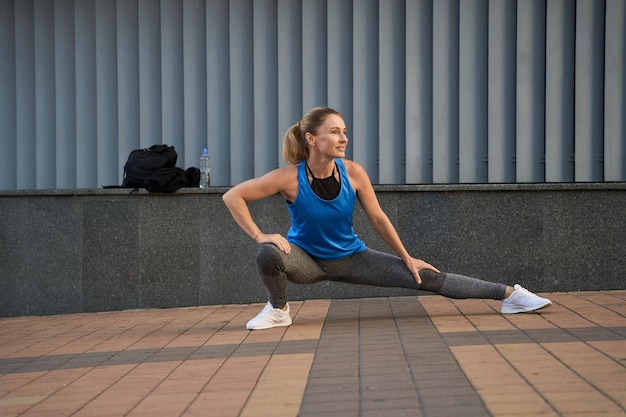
[418,269,446,293]
[256,244,284,275]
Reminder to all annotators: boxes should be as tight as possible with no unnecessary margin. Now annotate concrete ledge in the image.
[1,183,625,317]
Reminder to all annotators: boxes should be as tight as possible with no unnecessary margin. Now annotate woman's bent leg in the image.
[255,243,326,308]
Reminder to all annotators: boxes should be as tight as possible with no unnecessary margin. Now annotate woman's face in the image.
[308,114,348,158]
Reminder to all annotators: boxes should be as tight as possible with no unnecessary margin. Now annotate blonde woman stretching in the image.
[223,107,552,330]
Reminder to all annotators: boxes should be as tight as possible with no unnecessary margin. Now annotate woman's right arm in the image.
[222,167,295,254]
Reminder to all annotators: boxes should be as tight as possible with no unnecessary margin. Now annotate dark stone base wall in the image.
[1,183,624,317]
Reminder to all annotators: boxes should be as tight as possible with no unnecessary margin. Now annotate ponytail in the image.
[282,107,343,165]
[282,124,308,165]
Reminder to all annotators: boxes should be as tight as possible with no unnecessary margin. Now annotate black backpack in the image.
[120,144,200,193]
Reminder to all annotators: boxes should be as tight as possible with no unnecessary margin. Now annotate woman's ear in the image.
[305,132,315,145]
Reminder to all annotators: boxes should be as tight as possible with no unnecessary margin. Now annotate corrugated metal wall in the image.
[0,0,624,189]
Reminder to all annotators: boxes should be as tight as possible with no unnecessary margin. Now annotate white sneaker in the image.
[246,302,292,330]
[501,284,552,314]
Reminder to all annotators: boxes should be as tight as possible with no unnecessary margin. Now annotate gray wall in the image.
[1,184,624,317]
[1,0,625,191]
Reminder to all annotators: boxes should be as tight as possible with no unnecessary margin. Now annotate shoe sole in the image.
[246,320,292,331]
[501,300,552,314]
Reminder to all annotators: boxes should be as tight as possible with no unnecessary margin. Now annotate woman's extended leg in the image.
[316,248,507,299]
[317,249,550,313]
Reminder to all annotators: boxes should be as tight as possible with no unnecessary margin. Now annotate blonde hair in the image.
[282,107,343,165]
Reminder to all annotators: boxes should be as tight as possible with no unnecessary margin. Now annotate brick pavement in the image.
[0,291,624,417]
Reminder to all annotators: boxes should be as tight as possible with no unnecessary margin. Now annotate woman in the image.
[223,107,552,330]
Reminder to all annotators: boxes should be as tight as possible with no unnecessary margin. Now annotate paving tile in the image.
[362,408,423,417]
[361,398,422,413]
[544,391,624,415]
[480,393,557,416]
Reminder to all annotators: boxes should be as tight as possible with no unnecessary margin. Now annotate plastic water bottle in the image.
[200,148,210,188]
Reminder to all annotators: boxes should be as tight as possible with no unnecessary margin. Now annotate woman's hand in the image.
[256,233,292,254]
[404,257,440,284]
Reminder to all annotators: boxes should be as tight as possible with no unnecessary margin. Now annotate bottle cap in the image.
[202,148,208,156]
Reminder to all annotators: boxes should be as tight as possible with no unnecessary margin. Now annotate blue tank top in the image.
[286,159,367,259]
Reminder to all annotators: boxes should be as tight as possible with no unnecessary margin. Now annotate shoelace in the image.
[516,286,536,297]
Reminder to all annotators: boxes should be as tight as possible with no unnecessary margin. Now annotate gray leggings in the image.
[256,244,507,308]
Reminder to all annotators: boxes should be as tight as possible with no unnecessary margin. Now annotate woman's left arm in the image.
[345,160,439,283]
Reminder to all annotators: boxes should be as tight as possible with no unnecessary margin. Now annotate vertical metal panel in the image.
[15,0,36,190]
[34,0,56,189]
[116,0,140,161]
[302,0,327,110]
[75,0,97,188]
[54,0,76,189]
[458,0,488,183]
[378,0,406,184]
[516,0,545,182]
[0,0,16,190]
[327,0,353,162]
[206,0,230,185]
[138,0,162,149]
[95,0,119,186]
[405,0,433,183]
[352,0,379,182]
[575,0,605,182]
[576,0,606,182]
[2,0,625,189]
[161,0,184,161]
[405,0,432,184]
[277,0,302,168]
[253,0,279,176]
[432,0,459,183]
[545,0,575,182]
[604,0,626,181]
[183,0,206,170]
[487,0,516,183]
[229,0,253,184]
